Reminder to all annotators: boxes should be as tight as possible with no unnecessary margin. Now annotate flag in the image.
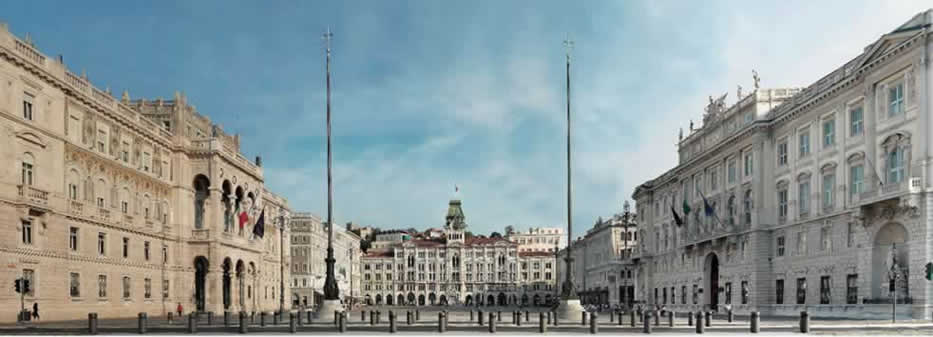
[703,195,715,217]
[238,211,248,229]
[671,206,684,226]
[252,210,265,238]
[682,198,691,215]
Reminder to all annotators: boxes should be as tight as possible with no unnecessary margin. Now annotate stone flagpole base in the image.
[555,299,585,321]
[315,299,344,322]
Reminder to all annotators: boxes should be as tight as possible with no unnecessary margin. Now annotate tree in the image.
[504,225,515,235]
[359,239,372,253]
[490,232,502,238]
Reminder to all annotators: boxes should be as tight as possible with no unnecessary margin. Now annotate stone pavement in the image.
[1,307,931,335]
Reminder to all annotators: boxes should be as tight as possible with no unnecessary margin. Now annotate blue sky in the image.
[3,1,929,237]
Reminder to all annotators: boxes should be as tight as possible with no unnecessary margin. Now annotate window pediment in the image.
[797,171,812,182]
[846,151,865,164]
[16,131,47,148]
[820,162,837,173]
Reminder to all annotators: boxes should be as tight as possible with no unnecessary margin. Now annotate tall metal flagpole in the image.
[322,27,339,303]
[561,37,578,301]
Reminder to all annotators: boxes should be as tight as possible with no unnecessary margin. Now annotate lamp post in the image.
[888,243,903,323]
[279,211,288,314]
[316,27,343,322]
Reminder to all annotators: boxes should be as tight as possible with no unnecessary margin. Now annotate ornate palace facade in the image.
[360,199,557,307]
[0,23,292,322]
[629,10,933,319]
[290,212,361,308]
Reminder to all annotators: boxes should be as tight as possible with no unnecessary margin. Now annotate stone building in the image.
[0,23,292,322]
[556,203,638,307]
[628,10,933,319]
[360,199,557,307]
[289,212,361,308]
[506,227,567,253]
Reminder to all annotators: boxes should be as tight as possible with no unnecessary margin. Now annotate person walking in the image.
[176,303,183,317]
[32,302,39,321]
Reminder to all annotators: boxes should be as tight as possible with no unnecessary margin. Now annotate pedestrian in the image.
[32,302,39,321]
[176,302,183,317]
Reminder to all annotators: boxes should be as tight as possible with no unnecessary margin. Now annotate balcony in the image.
[17,184,49,207]
[69,200,85,215]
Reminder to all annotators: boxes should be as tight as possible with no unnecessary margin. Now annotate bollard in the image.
[553,311,559,326]
[88,313,99,335]
[488,312,497,333]
[750,311,760,333]
[362,310,367,322]
[799,311,809,333]
[471,310,474,321]
[251,311,255,324]
[261,311,267,327]
[590,312,598,334]
[638,310,643,322]
[704,311,711,327]
[669,311,674,327]
[407,311,413,325]
[339,312,347,333]
[618,311,623,326]
[168,312,174,325]
[582,311,588,326]
[187,313,197,334]
[138,312,148,334]
[526,310,529,322]
[539,312,547,333]
[517,311,522,327]
[654,310,660,326]
[416,309,420,321]
[546,311,551,325]
[728,309,734,323]
[307,310,313,324]
[498,310,502,322]
[390,311,397,333]
[695,312,704,334]
[630,310,636,327]
[370,310,375,325]
[289,312,297,333]
[688,311,694,326]
[438,312,445,333]
[479,310,485,325]
[239,311,248,334]
[296,311,303,326]
[643,311,652,334]
[226,311,232,327]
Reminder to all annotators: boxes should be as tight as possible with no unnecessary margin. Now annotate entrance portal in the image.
[704,253,720,311]
[194,256,209,312]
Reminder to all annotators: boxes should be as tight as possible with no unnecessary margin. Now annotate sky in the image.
[2,1,930,237]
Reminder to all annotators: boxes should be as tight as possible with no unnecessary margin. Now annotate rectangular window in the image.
[70,272,81,297]
[143,152,151,172]
[121,201,128,214]
[744,152,753,176]
[847,223,855,248]
[776,279,784,305]
[776,236,785,257]
[98,275,107,298]
[144,241,150,261]
[695,176,702,198]
[682,286,687,304]
[799,181,810,216]
[888,147,905,184]
[796,278,807,304]
[799,129,810,157]
[122,276,131,299]
[710,169,718,191]
[846,274,858,304]
[823,173,835,209]
[22,220,32,245]
[741,281,749,304]
[23,93,34,120]
[823,118,835,147]
[122,142,129,162]
[797,230,808,255]
[692,284,698,304]
[70,227,79,251]
[820,276,831,304]
[144,278,151,299]
[777,141,788,166]
[728,160,736,183]
[97,131,106,153]
[850,106,863,136]
[850,165,864,196]
[69,183,78,200]
[724,282,732,305]
[778,190,788,219]
[821,226,832,252]
[98,233,106,255]
[21,162,33,186]
[122,237,129,258]
[888,82,904,117]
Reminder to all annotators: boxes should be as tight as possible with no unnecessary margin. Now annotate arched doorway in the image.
[222,258,232,310]
[704,253,720,311]
[544,294,552,306]
[439,295,448,306]
[408,292,415,305]
[533,294,540,306]
[498,292,507,306]
[364,295,372,305]
[376,294,383,305]
[194,256,209,312]
[486,294,495,306]
[386,293,394,305]
[418,294,425,306]
[522,294,529,306]
[871,222,909,299]
[429,293,436,305]
[235,260,245,308]
[397,294,404,306]
[465,295,473,306]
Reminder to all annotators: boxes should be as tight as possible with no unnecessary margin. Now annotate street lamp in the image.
[888,243,904,323]
[316,27,343,321]
[279,210,289,314]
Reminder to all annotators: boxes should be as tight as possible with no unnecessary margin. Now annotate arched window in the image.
[882,133,910,185]
[67,169,81,200]
[143,195,152,219]
[120,188,130,214]
[193,175,211,229]
[743,189,753,225]
[21,153,35,186]
[96,179,107,208]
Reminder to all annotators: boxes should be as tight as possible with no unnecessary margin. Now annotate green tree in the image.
[490,232,502,238]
